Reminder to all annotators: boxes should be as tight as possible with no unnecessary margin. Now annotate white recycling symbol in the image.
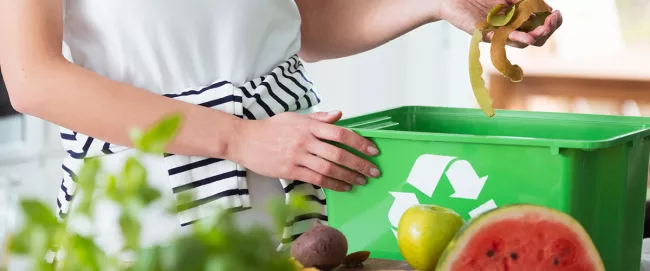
[388,154,498,238]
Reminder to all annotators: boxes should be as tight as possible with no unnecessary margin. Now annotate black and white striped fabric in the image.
[56,55,328,250]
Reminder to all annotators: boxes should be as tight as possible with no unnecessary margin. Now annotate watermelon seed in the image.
[553,257,559,266]
[486,250,495,257]
[510,252,518,260]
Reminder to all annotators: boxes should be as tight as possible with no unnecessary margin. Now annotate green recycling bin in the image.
[326,106,650,271]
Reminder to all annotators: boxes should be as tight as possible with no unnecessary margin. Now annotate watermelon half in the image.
[436,204,605,271]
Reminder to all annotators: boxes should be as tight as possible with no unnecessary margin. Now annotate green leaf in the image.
[131,246,159,271]
[140,187,161,206]
[28,227,49,266]
[287,193,313,213]
[123,198,145,218]
[198,227,227,248]
[75,196,94,217]
[104,175,124,203]
[205,256,228,271]
[20,200,59,229]
[77,158,101,191]
[33,260,55,271]
[267,197,290,234]
[173,236,209,271]
[69,234,104,271]
[166,191,195,215]
[176,191,195,204]
[123,157,147,193]
[159,243,180,271]
[8,227,31,254]
[119,212,141,250]
[71,160,101,216]
[128,130,144,146]
[131,114,182,154]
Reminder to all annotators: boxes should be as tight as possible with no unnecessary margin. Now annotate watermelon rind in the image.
[435,204,606,271]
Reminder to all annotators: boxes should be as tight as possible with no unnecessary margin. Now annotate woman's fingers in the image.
[532,11,562,46]
[506,39,531,49]
[508,31,535,46]
[300,153,367,186]
[292,167,352,192]
[523,10,562,47]
[544,10,563,32]
[552,10,563,29]
[308,110,343,124]
[310,121,379,157]
[527,24,550,38]
[484,10,563,48]
[307,139,380,178]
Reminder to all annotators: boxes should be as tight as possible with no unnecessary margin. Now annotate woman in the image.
[1,0,561,256]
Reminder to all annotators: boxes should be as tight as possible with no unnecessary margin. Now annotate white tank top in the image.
[60,0,316,254]
[62,0,302,92]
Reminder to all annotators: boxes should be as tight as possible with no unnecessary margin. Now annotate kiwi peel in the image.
[342,251,371,268]
[469,0,553,117]
[487,4,517,27]
[518,12,552,32]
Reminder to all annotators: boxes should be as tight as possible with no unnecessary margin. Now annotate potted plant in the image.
[7,114,312,271]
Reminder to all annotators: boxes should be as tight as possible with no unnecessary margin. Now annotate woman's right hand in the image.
[227,110,381,192]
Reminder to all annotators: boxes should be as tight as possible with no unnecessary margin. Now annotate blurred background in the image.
[0,0,649,266]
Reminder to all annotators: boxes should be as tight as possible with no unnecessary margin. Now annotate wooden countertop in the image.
[334,259,413,271]
[120,258,413,271]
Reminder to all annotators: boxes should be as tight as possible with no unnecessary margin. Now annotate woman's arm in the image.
[0,0,242,159]
[296,0,563,62]
[296,0,440,62]
[0,0,381,191]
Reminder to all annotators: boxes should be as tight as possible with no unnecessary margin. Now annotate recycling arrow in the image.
[446,160,488,200]
[469,199,497,218]
[388,154,496,240]
[388,192,419,228]
[405,154,455,197]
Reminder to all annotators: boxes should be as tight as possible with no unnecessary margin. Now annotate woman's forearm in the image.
[5,58,242,159]
[296,0,442,62]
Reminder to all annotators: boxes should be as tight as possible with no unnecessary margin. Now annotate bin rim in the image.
[336,106,650,150]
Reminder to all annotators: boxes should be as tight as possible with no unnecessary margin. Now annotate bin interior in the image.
[339,106,650,145]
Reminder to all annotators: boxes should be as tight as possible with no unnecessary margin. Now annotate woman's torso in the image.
[59,0,311,253]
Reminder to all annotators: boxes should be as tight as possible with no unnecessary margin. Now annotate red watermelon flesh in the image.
[436,205,605,271]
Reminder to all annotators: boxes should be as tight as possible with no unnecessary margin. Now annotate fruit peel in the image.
[342,251,371,268]
[487,4,517,27]
[435,204,606,271]
[490,0,552,82]
[469,0,554,118]
[469,28,495,118]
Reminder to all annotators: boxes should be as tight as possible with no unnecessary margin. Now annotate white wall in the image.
[0,116,64,203]
[304,21,477,118]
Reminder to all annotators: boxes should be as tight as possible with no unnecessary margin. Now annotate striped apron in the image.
[56,55,328,250]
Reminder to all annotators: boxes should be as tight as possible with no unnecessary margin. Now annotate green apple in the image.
[397,204,465,271]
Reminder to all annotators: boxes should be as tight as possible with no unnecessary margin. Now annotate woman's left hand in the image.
[439,0,563,48]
